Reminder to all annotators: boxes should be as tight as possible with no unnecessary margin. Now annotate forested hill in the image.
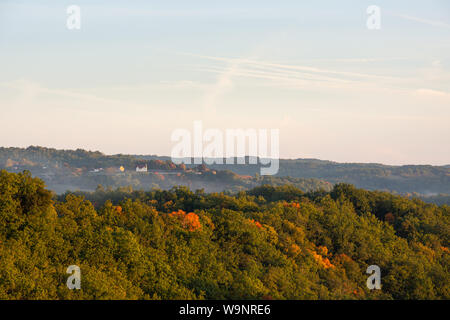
[0,146,449,200]
[0,146,332,195]
[0,170,448,299]
[203,158,450,195]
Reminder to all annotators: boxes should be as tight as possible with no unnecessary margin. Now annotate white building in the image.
[136,164,148,172]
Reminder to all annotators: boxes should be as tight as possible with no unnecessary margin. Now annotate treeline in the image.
[206,159,450,195]
[1,146,449,199]
[0,146,182,171]
[417,194,450,207]
[0,146,332,195]
[60,173,333,195]
[0,170,448,299]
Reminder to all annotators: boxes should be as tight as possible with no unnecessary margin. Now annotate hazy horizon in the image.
[1,144,449,167]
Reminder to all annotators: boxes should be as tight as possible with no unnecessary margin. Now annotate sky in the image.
[0,0,449,165]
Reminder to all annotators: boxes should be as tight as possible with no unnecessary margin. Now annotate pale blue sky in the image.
[0,0,449,165]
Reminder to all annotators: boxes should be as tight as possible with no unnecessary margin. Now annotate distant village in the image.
[1,156,228,194]
[87,163,217,176]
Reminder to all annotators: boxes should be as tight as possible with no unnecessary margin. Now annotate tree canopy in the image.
[0,170,448,299]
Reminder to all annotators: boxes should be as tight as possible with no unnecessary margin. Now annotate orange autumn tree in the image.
[309,247,334,269]
[248,219,262,229]
[288,243,301,256]
[113,205,123,214]
[169,209,202,232]
[283,202,300,209]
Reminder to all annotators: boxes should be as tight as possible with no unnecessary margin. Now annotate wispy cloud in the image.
[187,53,402,82]
[184,53,450,102]
[395,13,450,28]
[0,79,153,112]
[185,53,418,95]
[293,58,410,63]
[416,88,450,98]
[195,65,354,90]
[202,59,242,115]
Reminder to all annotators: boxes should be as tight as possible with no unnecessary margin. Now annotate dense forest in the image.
[0,170,448,299]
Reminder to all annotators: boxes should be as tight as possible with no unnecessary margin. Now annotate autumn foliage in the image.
[169,210,202,232]
[309,248,334,269]
[248,219,263,229]
[283,202,300,209]
[0,171,448,300]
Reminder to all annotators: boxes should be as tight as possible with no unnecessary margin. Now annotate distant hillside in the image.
[0,146,332,195]
[198,158,450,195]
[0,147,449,203]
